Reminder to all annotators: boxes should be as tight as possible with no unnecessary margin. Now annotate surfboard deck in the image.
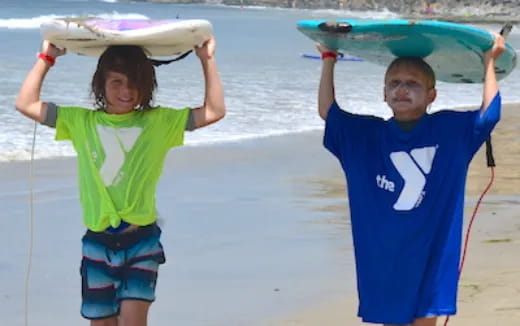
[297,19,517,83]
[41,18,213,57]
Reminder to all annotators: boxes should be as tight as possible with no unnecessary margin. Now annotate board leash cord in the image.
[444,22,510,326]
[25,121,37,326]
[443,166,495,326]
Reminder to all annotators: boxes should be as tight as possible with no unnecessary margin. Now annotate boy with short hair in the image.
[316,34,505,326]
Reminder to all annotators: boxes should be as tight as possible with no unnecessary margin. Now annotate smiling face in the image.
[104,71,141,114]
[91,45,157,114]
[384,58,437,121]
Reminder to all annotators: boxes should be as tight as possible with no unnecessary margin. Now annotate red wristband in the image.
[321,51,338,60]
[37,53,56,66]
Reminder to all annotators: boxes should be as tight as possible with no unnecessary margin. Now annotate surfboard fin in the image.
[500,22,513,38]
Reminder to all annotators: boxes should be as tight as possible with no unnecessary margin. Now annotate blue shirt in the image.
[324,94,500,324]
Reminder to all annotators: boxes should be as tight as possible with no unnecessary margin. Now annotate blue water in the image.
[0,0,518,161]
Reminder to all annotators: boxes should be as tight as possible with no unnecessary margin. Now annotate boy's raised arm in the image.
[481,33,505,114]
[190,36,226,129]
[317,43,337,121]
[15,41,66,122]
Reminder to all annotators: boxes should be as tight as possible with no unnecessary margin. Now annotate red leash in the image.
[443,21,508,325]
[443,167,495,326]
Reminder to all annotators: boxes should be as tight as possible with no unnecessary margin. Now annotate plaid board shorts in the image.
[80,223,166,320]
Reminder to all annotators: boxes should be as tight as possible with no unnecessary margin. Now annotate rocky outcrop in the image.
[149,0,520,22]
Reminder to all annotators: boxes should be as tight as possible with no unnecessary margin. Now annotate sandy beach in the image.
[0,104,518,326]
[0,119,352,325]
[269,198,520,326]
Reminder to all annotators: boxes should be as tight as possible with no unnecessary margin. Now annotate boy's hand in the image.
[316,43,336,55]
[484,33,505,62]
[481,32,505,113]
[41,40,66,58]
[195,36,216,61]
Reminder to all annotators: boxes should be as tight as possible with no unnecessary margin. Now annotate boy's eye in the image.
[387,80,423,91]
[406,81,420,89]
[388,81,400,88]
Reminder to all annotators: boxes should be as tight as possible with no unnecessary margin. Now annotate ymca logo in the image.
[376,146,438,211]
[96,126,142,186]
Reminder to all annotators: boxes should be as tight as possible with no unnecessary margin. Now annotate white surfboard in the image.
[41,18,213,57]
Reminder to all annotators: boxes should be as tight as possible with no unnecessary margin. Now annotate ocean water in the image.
[0,0,519,161]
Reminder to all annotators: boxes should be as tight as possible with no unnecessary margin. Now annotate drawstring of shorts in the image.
[105,247,112,263]
[104,245,130,290]
[123,249,128,290]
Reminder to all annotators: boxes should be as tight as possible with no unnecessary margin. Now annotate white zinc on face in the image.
[384,59,437,121]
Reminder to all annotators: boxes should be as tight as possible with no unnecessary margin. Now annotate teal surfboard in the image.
[297,19,517,83]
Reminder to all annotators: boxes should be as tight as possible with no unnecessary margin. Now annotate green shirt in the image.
[56,106,190,231]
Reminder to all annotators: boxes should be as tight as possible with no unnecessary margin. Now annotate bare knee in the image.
[119,300,151,326]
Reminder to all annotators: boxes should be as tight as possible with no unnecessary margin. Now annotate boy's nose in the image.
[394,84,409,94]
[120,84,133,95]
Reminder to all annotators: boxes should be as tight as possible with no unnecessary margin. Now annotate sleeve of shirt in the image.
[323,101,366,160]
[41,102,58,128]
[161,107,191,148]
[185,109,197,131]
[469,92,501,156]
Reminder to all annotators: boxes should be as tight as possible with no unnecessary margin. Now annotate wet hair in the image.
[385,57,436,89]
[91,45,157,110]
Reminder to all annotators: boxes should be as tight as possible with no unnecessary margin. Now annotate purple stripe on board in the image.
[87,19,178,31]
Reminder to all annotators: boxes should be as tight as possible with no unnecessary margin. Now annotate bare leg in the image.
[119,299,151,326]
[413,317,437,326]
[384,316,437,326]
[91,317,118,326]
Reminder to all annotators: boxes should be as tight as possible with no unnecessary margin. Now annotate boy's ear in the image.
[383,86,387,102]
[427,88,437,104]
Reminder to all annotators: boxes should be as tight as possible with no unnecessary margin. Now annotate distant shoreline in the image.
[147,1,520,24]
[403,14,520,24]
